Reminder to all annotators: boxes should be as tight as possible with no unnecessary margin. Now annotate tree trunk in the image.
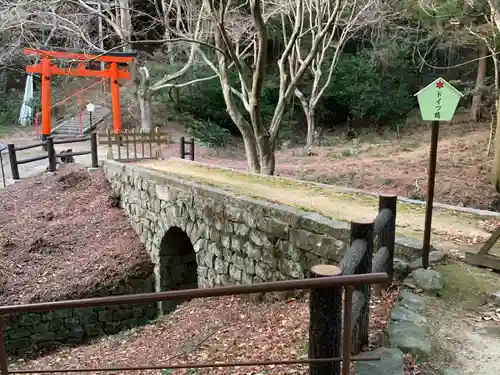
[294,88,316,151]
[138,67,153,131]
[305,108,316,150]
[119,0,132,51]
[138,92,153,131]
[241,130,261,173]
[256,134,275,175]
[494,98,500,192]
[471,44,488,121]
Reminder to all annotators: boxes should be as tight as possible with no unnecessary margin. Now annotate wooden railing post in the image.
[116,130,122,160]
[0,318,8,375]
[378,196,397,283]
[124,129,130,159]
[190,137,195,161]
[90,132,99,168]
[46,137,57,172]
[7,144,19,180]
[308,264,342,375]
[155,127,162,159]
[180,137,186,159]
[350,221,374,353]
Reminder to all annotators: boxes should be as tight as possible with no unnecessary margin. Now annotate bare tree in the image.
[280,0,383,151]
[471,42,488,121]
[133,0,220,130]
[460,0,500,191]
[194,0,382,174]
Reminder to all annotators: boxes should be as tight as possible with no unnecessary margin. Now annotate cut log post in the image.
[308,264,342,375]
[377,196,397,284]
[350,221,374,354]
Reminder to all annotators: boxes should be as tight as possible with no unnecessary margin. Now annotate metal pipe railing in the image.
[0,272,389,375]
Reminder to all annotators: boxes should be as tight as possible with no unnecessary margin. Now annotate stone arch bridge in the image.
[103,160,409,312]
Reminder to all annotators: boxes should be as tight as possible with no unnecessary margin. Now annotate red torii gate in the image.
[24,47,137,139]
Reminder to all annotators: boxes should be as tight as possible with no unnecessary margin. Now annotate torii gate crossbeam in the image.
[23,47,137,139]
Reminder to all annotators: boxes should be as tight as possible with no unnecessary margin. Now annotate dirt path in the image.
[135,159,500,255]
[421,263,500,375]
[428,313,500,375]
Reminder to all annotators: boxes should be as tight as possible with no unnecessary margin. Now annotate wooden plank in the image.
[149,130,153,157]
[98,127,170,161]
[132,129,138,159]
[124,130,130,159]
[156,127,163,159]
[141,131,145,157]
[98,138,127,146]
[465,252,500,271]
[113,132,169,140]
[477,227,500,255]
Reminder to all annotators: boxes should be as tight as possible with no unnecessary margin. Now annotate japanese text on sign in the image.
[434,80,444,119]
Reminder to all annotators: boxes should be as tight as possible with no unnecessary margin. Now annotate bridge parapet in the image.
[103,160,352,303]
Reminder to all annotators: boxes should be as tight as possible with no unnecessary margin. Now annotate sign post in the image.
[86,102,95,132]
[414,78,463,268]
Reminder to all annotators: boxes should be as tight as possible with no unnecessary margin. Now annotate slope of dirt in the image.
[10,290,398,375]
[286,127,497,211]
[0,165,152,305]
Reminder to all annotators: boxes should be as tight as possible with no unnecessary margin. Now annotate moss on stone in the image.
[435,262,499,310]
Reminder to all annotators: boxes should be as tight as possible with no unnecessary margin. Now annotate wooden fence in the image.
[100,129,196,162]
[180,136,195,161]
[339,195,397,354]
[98,128,170,162]
[7,134,98,180]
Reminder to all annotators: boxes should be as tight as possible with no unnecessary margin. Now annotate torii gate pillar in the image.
[24,47,137,136]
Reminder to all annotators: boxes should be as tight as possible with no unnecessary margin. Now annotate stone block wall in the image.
[103,161,353,294]
[4,276,157,356]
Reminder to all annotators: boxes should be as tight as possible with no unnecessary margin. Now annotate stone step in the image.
[52,105,111,136]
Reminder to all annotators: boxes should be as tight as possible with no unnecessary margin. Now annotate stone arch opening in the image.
[158,226,198,313]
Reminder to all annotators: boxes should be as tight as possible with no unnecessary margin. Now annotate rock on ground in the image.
[390,305,427,328]
[384,291,432,360]
[404,269,444,293]
[409,250,448,270]
[397,290,426,313]
[384,320,431,359]
[489,291,500,307]
[393,258,411,280]
[355,347,404,375]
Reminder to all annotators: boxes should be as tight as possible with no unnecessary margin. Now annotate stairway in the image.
[51,105,111,137]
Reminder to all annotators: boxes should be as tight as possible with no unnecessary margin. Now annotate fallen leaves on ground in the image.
[10,288,399,375]
[0,165,152,305]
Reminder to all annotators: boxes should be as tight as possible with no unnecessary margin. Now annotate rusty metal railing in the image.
[0,270,389,375]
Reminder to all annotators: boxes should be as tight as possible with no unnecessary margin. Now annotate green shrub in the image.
[326,46,418,126]
[154,63,298,137]
[186,118,231,148]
